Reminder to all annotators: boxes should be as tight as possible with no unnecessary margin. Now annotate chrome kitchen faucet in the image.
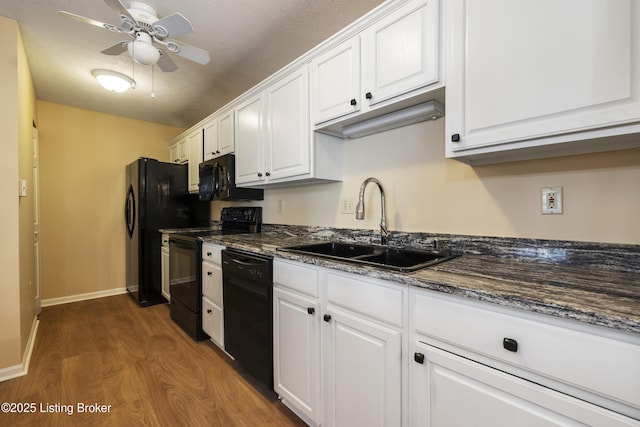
[355,177,391,245]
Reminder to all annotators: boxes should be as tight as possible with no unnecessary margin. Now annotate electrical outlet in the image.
[542,187,563,214]
[276,199,284,214]
[340,197,355,214]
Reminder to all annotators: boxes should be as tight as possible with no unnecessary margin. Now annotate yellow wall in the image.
[0,16,37,370]
[0,17,22,369]
[252,119,640,244]
[17,21,37,360]
[37,101,184,300]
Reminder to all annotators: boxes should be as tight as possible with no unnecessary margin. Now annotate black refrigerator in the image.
[125,158,210,306]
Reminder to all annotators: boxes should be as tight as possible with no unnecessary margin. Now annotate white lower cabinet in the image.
[323,306,402,427]
[161,234,170,301]
[408,287,640,425]
[410,341,637,427]
[275,259,640,427]
[273,287,321,425]
[202,243,225,348]
[273,259,406,427]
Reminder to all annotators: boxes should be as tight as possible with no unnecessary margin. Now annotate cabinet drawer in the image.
[202,261,222,304]
[202,297,224,347]
[202,243,224,265]
[274,259,319,298]
[410,290,640,410]
[327,272,404,328]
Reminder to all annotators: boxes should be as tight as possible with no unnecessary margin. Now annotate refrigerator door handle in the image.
[125,185,136,238]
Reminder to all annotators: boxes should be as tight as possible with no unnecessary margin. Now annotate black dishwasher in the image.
[222,249,273,389]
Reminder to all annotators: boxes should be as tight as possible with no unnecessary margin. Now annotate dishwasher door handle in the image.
[227,257,266,268]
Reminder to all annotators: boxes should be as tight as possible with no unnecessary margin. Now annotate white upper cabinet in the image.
[235,92,266,185]
[311,37,361,124]
[187,128,202,193]
[236,65,342,187]
[236,66,310,186]
[202,117,218,162]
[446,0,640,164]
[169,136,188,164]
[203,108,235,162]
[311,0,441,127]
[361,0,439,106]
[265,66,311,182]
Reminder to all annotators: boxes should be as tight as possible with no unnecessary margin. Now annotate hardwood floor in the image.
[0,295,306,426]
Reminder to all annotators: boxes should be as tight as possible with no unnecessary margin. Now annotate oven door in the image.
[169,236,198,312]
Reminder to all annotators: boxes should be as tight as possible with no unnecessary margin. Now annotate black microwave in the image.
[198,154,263,201]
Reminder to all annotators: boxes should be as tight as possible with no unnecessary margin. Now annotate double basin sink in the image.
[278,241,457,272]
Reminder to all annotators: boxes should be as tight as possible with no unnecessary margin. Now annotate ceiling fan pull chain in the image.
[151,65,156,99]
[131,42,136,89]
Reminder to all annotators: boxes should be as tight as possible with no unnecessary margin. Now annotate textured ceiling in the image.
[1,0,385,128]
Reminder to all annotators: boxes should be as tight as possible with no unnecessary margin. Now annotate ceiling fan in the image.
[58,0,210,72]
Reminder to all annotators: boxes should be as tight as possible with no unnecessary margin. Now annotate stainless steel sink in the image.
[278,242,457,272]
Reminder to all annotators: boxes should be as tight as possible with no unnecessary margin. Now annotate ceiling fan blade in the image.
[57,11,124,33]
[104,0,136,25]
[101,41,130,56]
[165,40,210,65]
[152,13,194,39]
[157,51,178,72]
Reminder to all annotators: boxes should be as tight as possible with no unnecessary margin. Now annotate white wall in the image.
[216,118,640,245]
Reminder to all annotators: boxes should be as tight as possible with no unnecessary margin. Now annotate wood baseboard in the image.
[41,287,127,307]
[0,316,39,382]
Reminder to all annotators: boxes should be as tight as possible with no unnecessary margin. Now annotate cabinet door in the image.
[273,287,321,425]
[187,128,203,193]
[177,137,188,163]
[323,307,402,427]
[161,246,170,301]
[310,37,361,124]
[446,0,640,155]
[361,0,439,106]
[169,142,179,164]
[202,261,222,305]
[218,109,235,156]
[265,66,311,181]
[203,117,218,161]
[409,340,637,427]
[202,297,224,347]
[235,93,265,185]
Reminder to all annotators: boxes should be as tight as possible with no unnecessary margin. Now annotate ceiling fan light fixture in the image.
[128,32,160,65]
[92,69,135,93]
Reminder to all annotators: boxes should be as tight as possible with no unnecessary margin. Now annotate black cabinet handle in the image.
[323,314,331,322]
[257,172,263,177]
[307,307,315,315]
[207,309,212,314]
[265,172,271,177]
[451,133,460,142]
[365,92,372,100]
[503,338,518,352]
[350,98,357,106]
[216,150,220,154]
[206,252,212,256]
[414,352,425,364]
[207,271,212,276]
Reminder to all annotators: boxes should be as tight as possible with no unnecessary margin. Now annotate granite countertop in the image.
[197,229,640,335]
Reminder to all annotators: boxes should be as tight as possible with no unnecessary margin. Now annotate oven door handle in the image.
[169,239,196,250]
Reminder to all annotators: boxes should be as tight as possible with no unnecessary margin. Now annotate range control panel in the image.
[220,207,262,232]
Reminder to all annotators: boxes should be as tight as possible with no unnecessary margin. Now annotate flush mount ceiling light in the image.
[92,69,135,93]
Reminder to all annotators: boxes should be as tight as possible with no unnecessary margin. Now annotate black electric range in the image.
[169,207,262,340]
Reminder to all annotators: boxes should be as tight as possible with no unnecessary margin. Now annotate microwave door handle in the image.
[213,162,221,199]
